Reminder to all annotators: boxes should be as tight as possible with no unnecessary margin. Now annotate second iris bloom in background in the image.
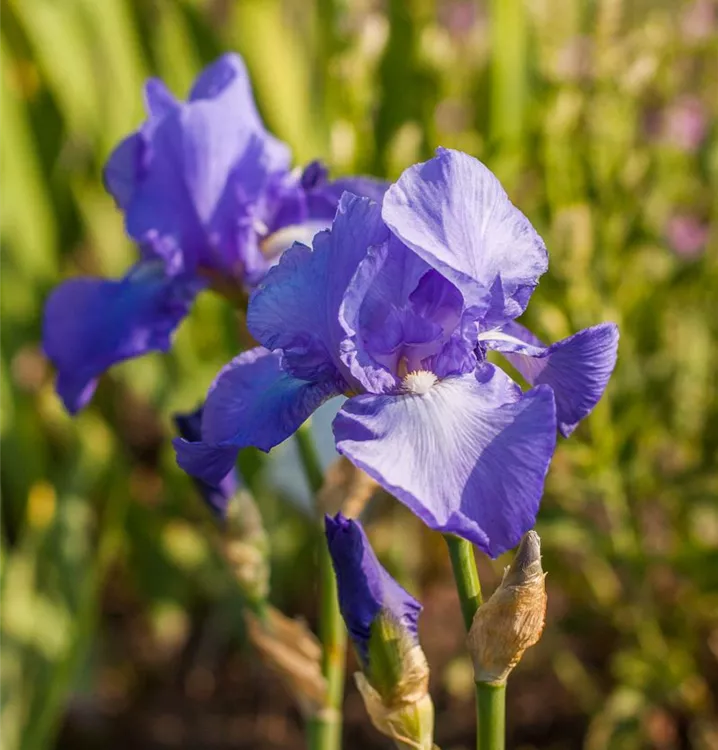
[175,148,619,557]
[42,53,385,413]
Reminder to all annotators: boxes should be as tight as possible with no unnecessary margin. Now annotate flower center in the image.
[401,370,438,395]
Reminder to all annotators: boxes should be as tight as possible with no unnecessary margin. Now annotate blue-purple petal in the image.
[299,159,389,222]
[106,53,292,280]
[202,347,341,448]
[174,407,240,518]
[482,321,619,437]
[144,78,180,118]
[174,439,241,490]
[247,243,334,374]
[103,133,145,210]
[187,53,290,174]
[175,348,341,485]
[333,364,557,557]
[43,263,198,413]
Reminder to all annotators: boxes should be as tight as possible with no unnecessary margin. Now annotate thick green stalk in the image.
[477,683,506,750]
[444,535,505,750]
[295,425,347,750]
[444,535,483,629]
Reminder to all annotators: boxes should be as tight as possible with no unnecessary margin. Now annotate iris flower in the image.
[43,53,385,413]
[175,148,619,556]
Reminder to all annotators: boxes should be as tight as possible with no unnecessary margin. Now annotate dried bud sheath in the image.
[246,606,327,718]
[318,456,378,518]
[223,488,270,603]
[174,408,270,604]
[467,531,547,685]
[355,671,435,750]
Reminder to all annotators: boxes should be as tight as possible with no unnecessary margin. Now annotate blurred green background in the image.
[1,0,717,748]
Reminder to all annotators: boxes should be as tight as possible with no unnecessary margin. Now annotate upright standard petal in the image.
[334,365,557,557]
[107,53,293,280]
[325,513,421,663]
[103,133,145,210]
[144,78,180,118]
[121,114,206,272]
[480,321,619,437]
[248,194,391,385]
[174,348,342,485]
[43,263,197,413]
[174,407,240,519]
[188,53,289,173]
[382,148,547,321]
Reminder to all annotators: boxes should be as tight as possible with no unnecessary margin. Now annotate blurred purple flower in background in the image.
[175,148,619,556]
[666,214,710,258]
[437,1,480,39]
[325,513,421,663]
[682,0,717,41]
[663,96,707,152]
[43,53,385,413]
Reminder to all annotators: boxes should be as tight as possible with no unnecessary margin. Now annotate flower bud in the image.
[466,530,547,685]
[325,513,435,749]
[175,407,269,602]
[245,606,327,718]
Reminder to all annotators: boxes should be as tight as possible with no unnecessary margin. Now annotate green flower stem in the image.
[296,424,347,750]
[295,423,325,496]
[477,683,506,750]
[444,535,505,750]
[444,534,483,629]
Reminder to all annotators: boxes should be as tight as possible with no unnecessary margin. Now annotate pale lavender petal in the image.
[382,148,547,321]
[248,194,391,387]
[333,364,557,557]
[188,53,290,173]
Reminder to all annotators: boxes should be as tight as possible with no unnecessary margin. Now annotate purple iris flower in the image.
[325,513,421,664]
[174,406,240,520]
[43,53,386,413]
[174,148,619,556]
